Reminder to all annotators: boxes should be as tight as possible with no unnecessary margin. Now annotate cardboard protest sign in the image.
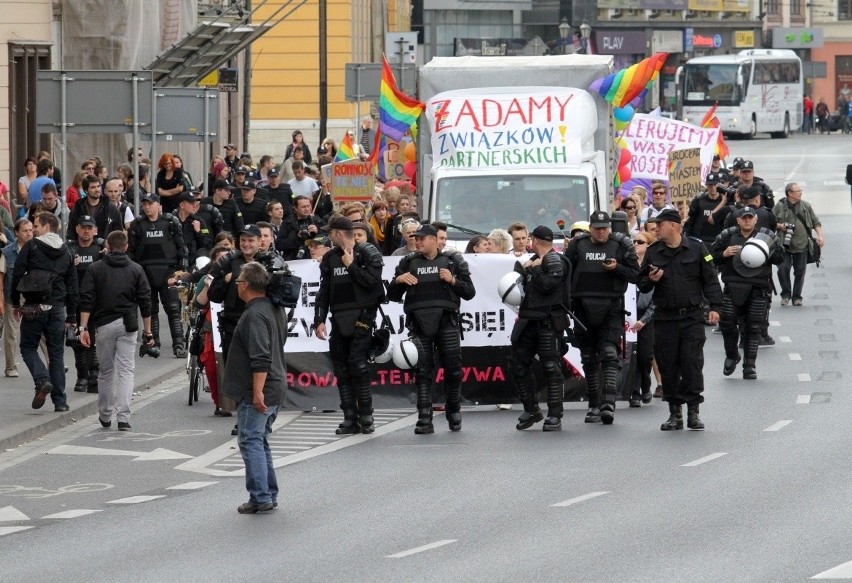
[330,160,375,203]
[667,147,702,203]
[623,114,718,183]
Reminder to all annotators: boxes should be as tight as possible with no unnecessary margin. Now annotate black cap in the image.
[740,160,754,170]
[78,215,96,227]
[140,192,160,203]
[240,179,257,190]
[705,172,721,184]
[327,216,354,231]
[530,225,554,242]
[189,183,205,195]
[740,186,761,200]
[413,224,438,238]
[268,168,279,177]
[240,224,261,238]
[735,206,758,218]
[177,192,195,203]
[240,152,251,160]
[650,209,682,224]
[713,154,720,160]
[235,166,248,174]
[732,157,744,169]
[589,211,611,228]
[224,143,236,150]
[213,179,230,190]
[306,235,331,247]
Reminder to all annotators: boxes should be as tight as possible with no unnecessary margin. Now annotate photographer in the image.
[78,231,153,431]
[276,195,324,260]
[773,183,824,306]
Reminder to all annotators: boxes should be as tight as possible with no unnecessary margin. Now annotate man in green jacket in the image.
[773,183,825,306]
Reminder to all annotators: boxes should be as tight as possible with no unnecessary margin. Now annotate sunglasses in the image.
[633,240,647,245]
[653,191,666,195]
[624,205,636,210]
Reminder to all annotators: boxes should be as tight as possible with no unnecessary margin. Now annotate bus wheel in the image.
[748,116,757,139]
[771,113,790,139]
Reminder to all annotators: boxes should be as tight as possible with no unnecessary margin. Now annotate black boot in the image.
[687,403,705,430]
[414,408,434,434]
[356,383,374,434]
[723,353,741,376]
[742,360,757,380]
[542,401,562,432]
[73,378,89,392]
[87,348,99,393]
[168,313,186,358]
[585,407,601,423]
[336,409,361,435]
[600,402,615,425]
[72,346,88,392]
[660,403,684,431]
[87,369,99,394]
[516,404,544,430]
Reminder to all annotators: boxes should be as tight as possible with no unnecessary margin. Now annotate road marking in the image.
[386,539,458,558]
[681,452,728,467]
[769,320,781,327]
[552,491,609,507]
[823,180,848,187]
[797,394,812,404]
[0,526,34,536]
[798,373,812,382]
[48,445,192,461]
[812,559,852,579]
[780,336,792,343]
[785,154,805,182]
[41,509,102,519]
[166,481,218,491]
[763,420,793,432]
[107,495,166,504]
[0,506,29,521]
[789,353,802,361]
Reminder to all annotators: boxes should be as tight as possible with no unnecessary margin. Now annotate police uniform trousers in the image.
[572,298,623,407]
[653,309,706,406]
[329,309,375,419]
[149,281,184,351]
[72,308,99,391]
[411,311,463,419]
[720,285,768,368]
[508,317,563,418]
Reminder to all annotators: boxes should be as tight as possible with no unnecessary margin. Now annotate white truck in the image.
[417,54,615,246]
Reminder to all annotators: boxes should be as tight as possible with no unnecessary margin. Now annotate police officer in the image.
[712,206,784,379]
[508,226,568,432]
[732,160,774,210]
[314,217,385,435]
[175,192,212,265]
[259,168,294,212]
[684,172,727,246]
[201,179,244,236]
[67,216,104,393]
[235,179,268,225]
[387,224,476,434]
[564,211,639,425]
[638,209,723,431]
[128,193,188,357]
[192,187,225,240]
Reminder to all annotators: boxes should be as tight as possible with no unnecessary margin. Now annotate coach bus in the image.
[679,49,803,139]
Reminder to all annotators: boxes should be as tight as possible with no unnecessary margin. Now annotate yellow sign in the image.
[724,0,750,12]
[668,147,702,203]
[688,0,724,10]
[198,70,218,87]
[734,30,755,48]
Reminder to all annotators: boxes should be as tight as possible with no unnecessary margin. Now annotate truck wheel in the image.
[771,113,790,139]
[748,116,757,139]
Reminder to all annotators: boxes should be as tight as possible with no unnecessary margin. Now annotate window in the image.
[765,0,779,15]
[841,0,852,20]
[790,0,802,15]
[9,43,51,188]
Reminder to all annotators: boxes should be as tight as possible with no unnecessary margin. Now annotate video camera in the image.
[255,251,301,309]
[716,185,738,197]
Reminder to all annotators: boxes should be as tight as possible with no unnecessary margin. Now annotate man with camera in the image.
[276,195,324,260]
[712,207,784,380]
[78,231,154,431]
[314,217,385,435]
[773,183,824,306]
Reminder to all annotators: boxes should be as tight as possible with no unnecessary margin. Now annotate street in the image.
[0,133,850,582]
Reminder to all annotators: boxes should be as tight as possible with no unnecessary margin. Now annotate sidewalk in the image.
[0,344,186,452]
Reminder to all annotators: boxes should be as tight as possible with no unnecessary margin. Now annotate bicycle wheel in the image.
[190,358,202,405]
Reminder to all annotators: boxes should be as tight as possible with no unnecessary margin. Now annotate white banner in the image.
[425,87,596,171]
[622,114,719,183]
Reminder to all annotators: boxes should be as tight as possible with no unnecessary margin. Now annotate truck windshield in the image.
[683,64,741,106]
[435,175,591,238]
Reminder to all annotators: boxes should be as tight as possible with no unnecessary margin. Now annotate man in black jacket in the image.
[276,195,324,260]
[175,192,212,265]
[67,216,104,394]
[201,179,244,236]
[79,230,154,431]
[235,179,268,226]
[66,175,123,242]
[11,213,78,411]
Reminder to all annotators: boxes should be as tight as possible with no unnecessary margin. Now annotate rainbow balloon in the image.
[589,53,669,108]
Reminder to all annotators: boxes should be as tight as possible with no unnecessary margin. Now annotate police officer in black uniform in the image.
[712,206,784,379]
[191,187,225,240]
[175,192,212,265]
[684,172,727,246]
[508,226,568,432]
[201,179,244,236]
[638,209,723,431]
[68,216,104,393]
[732,160,775,210]
[128,193,188,357]
[564,211,639,425]
[387,224,476,434]
[259,168,294,212]
[314,217,385,435]
[235,179,269,226]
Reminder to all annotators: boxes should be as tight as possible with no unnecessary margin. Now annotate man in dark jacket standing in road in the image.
[11,213,78,411]
[78,231,154,431]
[224,262,288,514]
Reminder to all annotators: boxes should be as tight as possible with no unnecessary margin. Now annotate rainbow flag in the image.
[590,53,668,108]
[379,55,425,142]
[335,131,356,162]
[700,102,730,159]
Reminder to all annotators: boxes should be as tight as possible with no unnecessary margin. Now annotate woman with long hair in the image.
[155,152,185,214]
[284,130,312,165]
[318,137,338,159]
[620,196,642,236]
[368,200,389,250]
[66,170,87,208]
[17,156,38,208]
[465,235,491,253]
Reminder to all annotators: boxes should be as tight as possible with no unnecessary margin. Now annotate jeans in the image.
[237,401,279,505]
[777,250,808,301]
[96,318,137,423]
[20,305,67,406]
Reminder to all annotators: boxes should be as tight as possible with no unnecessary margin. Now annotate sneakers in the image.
[5,369,18,378]
[117,422,131,431]
[516,408,544,430]
[31,379,52,410]
[600,403,615,425]
[792,298,803,306]
[780,296,790,306]
[231,424,238,436]
[237,501,274,514]
[99,418,111,428]
[214,408,232,417]
[584,407,601,424]
[653,386,664,398]
[723,354,741,376]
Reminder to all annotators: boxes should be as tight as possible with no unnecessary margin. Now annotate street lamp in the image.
[579,22,592,54]
[558,18,571,55]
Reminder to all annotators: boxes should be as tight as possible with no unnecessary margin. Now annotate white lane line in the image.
[42,509,102,519]
[0,526,34,536]
[0,506,30,521]
[797,394,812,405]
[107,495,166,504]
[681,452,728,467]
[763,420,793,432]
[798,373,812,382]
[789,353,802,361]
[386,539,458,558]
[785,155,805,182]
[552,491,610,507]
[780,336,792,343]
[166,481,218,490]
[811,558,852,579]
[769,320,781,327]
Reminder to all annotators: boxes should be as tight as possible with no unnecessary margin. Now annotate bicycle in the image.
[172,278,208,406]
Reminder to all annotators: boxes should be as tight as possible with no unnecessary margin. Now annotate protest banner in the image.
[623,114,719,183]
[667,147,702,203]
[330,159,375,203]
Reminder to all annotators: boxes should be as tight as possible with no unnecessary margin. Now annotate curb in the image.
[0,363,186,453]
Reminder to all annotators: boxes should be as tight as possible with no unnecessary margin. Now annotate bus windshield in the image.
[683,64,740,106]
[434,174,591,239]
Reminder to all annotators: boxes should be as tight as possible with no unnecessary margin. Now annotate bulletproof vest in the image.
[719,227,774,287]
[328,245,384,312]
[572,236,625,298]
[69,239,104,282]
[519,250,565,317]
[402,253,458,314]
[135,215,178,265]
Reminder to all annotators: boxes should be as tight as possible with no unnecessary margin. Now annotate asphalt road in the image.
[0,133,849,582]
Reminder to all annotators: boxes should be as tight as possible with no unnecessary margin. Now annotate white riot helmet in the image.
[195,256,211,270]
[368,329,394,364]
[739,237,771,268]
[392,337,420,370]
[497,272,525,306]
